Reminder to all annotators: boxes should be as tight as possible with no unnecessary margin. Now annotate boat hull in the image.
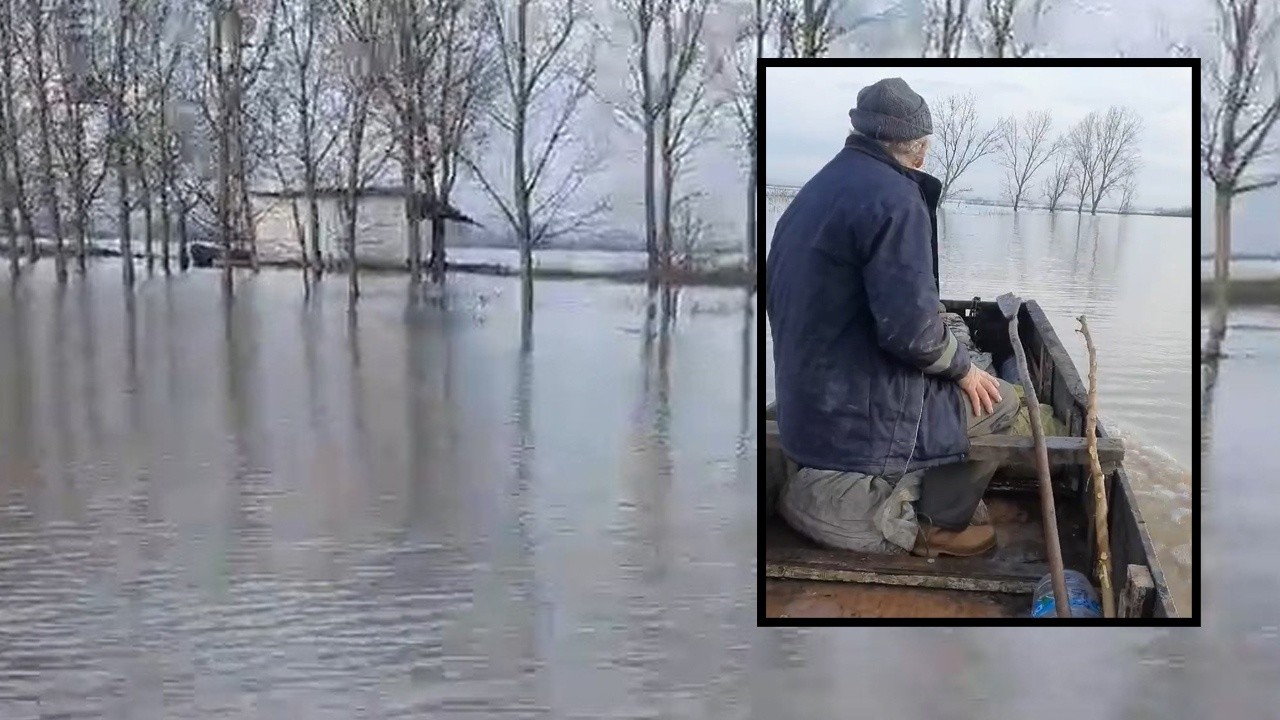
[763,298,1178,619]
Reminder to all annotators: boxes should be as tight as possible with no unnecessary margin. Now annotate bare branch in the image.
[927,91,1003,202]
[995,109,1056,211]
[923,0,969,57]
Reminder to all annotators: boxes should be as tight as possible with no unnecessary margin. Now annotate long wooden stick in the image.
[1078,315,1115,618]
[997,294,1070,617]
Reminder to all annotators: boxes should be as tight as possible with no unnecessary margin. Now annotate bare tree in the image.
[617,0,716,273]
[923,0,968,57]
[235,2,282,275]
[728,1,770,274]
[110,0,138,286]
[971,0,1049,58]
[928,91,1002,202]
[423,0,491,279]
[1066,112,1098,214]
[23,0,66,279]
[211,3,233,287]
[280,0,342,274]
[1202,0,1280,317]
[617,0,660,274]
[1,0,36,266]
[334,0,391,302]
[1040,149,1071,212]
[469,0,602,309]
[149,8,185,275]
[1086,106,1141,214]
[379,0,430,282]
[656,1,717,271]
[1118,176,1135,214]
[131,0,166,274]
[995,109,1055,211]
[50,0,108,274]
[772,0,899,57]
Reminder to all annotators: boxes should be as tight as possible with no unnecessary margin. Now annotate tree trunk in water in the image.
[228,12,253,275]
[401,131,421,282]
[0,96,14,276]
[431,213,445,279]
[515,3,532,312]
[178,206,189,270]
[215,10,233,292]
[346,193,359,301]
[12,150,35,264]
[640,16,656,278]
[746,162,756,275]
[398,12,421,283]
[306,172,321,273]
[643,121,657,276]
[345,98,368,303]
[1213,188,1231,324]
[116,139,132,286]
[137,144,153,273]
[30,0,64,280]
[160,169,172,274]
[113,60,132,286]
[0,0,31,269]
[297,48,321,275]
[240,178,258,272]
[72,110,88,272]
[290,196,305,272]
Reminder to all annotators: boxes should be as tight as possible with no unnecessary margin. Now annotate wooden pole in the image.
[998,293,1071,617]
[1078,315,1115,618]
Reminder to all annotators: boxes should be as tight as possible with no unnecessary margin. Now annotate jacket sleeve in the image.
[861,199,970,382]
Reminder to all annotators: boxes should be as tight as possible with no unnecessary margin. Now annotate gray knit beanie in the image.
[848,77,932,142]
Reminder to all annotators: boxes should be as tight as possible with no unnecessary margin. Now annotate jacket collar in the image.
[843,133,943,212]
[843,132,944,289]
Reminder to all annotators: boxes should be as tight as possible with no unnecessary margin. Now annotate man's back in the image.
[766,135,967,477]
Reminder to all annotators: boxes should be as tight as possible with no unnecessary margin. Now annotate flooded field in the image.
[0,262,757,717]
[766,196,1193,613]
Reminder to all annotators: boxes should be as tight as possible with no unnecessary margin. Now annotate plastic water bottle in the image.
[1030,570,1102,618]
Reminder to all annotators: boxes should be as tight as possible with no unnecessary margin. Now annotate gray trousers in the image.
[914,378,1020,530]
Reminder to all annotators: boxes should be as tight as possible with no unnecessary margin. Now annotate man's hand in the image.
[956,365,1003,417]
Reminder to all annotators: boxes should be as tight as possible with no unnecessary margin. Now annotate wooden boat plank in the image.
[1119,564,1156,618]
[766,539,1045,594]
[765,496,1084,597]
[969,435,1123,471]
[767,563,1038,595]
[765,579,1029,619]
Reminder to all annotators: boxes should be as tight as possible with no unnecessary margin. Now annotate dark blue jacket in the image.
[766,133,971,476]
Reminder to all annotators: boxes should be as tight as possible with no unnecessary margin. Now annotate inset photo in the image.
[761,61,1195,623]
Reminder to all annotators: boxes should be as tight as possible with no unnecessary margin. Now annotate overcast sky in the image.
[764,66,1193,210]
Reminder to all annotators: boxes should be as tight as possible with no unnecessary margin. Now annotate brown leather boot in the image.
[911,521,997,558]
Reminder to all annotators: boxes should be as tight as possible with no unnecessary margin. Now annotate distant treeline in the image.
[767,186,1189,217]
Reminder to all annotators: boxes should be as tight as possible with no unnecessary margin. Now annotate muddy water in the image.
[765,196,1193,613]
[0,262,758,717]
[0,251,1234,718]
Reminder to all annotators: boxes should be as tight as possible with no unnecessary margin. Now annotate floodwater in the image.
[765,195,1193,613]
[0,261,759,718]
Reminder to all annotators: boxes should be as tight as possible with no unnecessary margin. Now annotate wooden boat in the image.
[764,298,1179,619]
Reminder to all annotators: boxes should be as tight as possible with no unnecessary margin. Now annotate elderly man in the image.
[766,77,1020,557]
